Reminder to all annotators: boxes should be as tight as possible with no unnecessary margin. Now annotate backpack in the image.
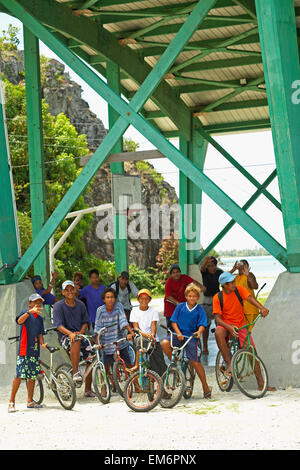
[218,287,243,312]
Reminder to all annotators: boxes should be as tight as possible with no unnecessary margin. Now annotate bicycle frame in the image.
[165,329,197,386]
[229,314,262,376]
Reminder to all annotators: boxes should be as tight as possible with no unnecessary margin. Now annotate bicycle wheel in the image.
[92,363,111,404]
[26,378,44,405]
[112,360,129,398]
[123,370,163,412]
[128,343,136,365]
[231,348,268,399]
[54,369,76,410]
[182,362,195,399]
[215,350,234,392]
[55,362,72,375]
[160,365,185,408]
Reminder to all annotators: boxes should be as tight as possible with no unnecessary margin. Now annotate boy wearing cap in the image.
[213,272,275,391]
[162,283,212,399]
[53,280,93,394]
[8,293,48,412]
[31,272,59,305]
[110,271,139,322]
[164,264,206,329]
[130,289,167,377]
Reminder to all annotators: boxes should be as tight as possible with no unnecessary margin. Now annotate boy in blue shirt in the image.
[8,293,48,413]
[31,272,59,305]
[161,283,212,399]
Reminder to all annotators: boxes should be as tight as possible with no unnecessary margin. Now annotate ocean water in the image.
[220,256,286,294]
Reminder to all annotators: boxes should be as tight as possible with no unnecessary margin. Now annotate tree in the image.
[4,78,92,264]
[156,233,179,280]
[0,24,20,51]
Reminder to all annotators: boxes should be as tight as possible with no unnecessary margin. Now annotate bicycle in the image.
[123,329,163,412]
[55,326,116,404]
[215,314,268,399]
[8,327,76,410]
[160,325,198,408]
[107,337,134,398]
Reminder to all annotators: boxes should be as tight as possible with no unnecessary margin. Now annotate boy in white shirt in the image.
[130,289,167,377]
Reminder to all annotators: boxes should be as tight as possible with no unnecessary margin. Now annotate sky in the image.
[0,13,286,253]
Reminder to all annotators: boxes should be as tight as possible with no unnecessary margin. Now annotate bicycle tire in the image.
[92,364,111,404]
[182,362,195,399]
[123,370,163,412]
[26,378,44,405]
[53,369,76,410]
[215,350,234,393]
[231,348,268,399]
[55,362,72,375]
[160,365,185,408]
[112,359,129,398]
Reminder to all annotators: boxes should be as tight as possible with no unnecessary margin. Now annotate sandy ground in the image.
[1,371,300,451]
[1,299,299,451]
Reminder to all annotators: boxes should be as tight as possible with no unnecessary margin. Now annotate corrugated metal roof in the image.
[53,0,300,135]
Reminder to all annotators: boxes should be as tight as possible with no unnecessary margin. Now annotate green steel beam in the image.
[196,125,281,211]
[233,0,256,20]
[179,124,208,271]
[192,98,268,114]
[14,0,192,141]
[3,0,218,280]
[136,33,261,58]
[65,0,235,7]
[197,169,278,263]
[256,0,300,272]
[107,60,128,275]
[23,27,49,287]
[0,79,20,284]
[203,118,270,134]
[170,27,259,74]
[116,15,256,40]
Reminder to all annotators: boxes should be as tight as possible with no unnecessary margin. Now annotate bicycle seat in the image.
[46,345,60,354]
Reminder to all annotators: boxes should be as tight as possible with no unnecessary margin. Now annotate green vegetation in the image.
[4,77,92,277]
[0,24,20,51]
[218,248,269,258]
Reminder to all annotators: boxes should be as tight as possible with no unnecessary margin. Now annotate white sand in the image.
[1,371,300,450]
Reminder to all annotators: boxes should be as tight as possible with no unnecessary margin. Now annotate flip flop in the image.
[8,402,16,413]
[27,402,42,409]
[203,387,212,399]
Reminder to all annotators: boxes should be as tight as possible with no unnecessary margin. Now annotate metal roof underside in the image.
[10,1,300,135]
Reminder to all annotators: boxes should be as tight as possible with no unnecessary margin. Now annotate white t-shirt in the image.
[130,306,160,341]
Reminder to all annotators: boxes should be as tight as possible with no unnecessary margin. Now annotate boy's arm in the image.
[171,322,184,341]
[246,295,269,317]
[39,334,48,349]
[214,314,239,337]
[194,325,205,339]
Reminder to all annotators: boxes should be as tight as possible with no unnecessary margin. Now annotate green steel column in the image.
[256,0,300,272]
[106,61,128,276]
[23,27,49,285]
[179,119,208,272]
[0,79,20,284]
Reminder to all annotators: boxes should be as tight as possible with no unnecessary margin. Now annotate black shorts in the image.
[103,346,131,366]
[60,335,90,360]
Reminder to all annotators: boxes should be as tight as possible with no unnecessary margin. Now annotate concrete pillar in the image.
[252,272,300,388]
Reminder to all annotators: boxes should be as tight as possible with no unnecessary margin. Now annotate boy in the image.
[94,288,134,376]
[161,283,212,399]
[213,271,275,391]
[110,271,139,321]
[31,272,59,305]
[8,293,48,412]
[130,289,167,377]
[77,269,106,329]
